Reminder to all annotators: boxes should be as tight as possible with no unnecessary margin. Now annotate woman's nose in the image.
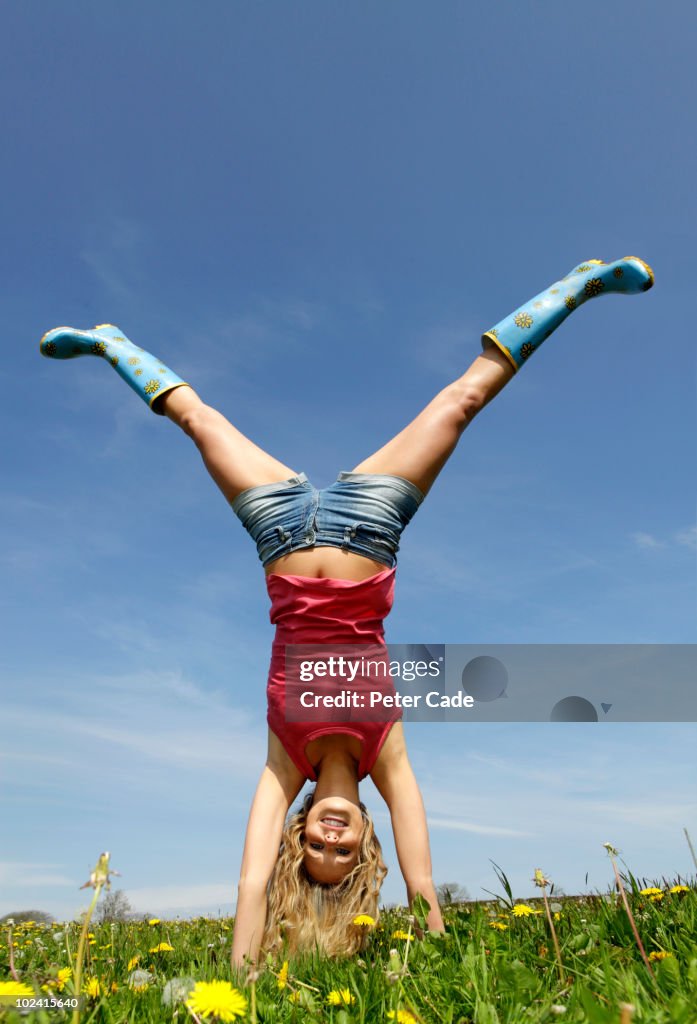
[324,831,339,844]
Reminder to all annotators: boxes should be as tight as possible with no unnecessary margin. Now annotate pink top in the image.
[265,568,402,781]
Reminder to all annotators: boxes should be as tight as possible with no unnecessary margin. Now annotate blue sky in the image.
[1,2,695,921]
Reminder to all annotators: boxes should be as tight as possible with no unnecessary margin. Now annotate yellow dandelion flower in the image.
[83,978,104,998]
[288,991,301,1003]
[490,921,508,930]
[277,960,289,989]
[669,885,689,894]
[353,914,376,927]
[639,887,663,897]
[648,950,672,961]
[56,967,72,990]
[511,904,537,917]
[648,893,664,902]
[388,1010,419,1024]
[127,956,139,971]
[149,941,174,952]
[553,912,562,921]
[391,930,414,941]
[186,980,248,1021]
[327,988,356,1005]
[148,918,160,925]
[0,981,35,998]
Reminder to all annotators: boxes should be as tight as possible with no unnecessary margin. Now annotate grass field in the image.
[1,870,695,1024]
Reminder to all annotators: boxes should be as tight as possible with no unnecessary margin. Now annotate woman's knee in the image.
[438,382,486,429]
[178,402,223,445]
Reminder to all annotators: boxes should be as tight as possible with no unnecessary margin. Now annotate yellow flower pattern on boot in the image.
[584,278,604,298]
[514,312,533,328]
[144,379,162,396]
[565,295,577,310]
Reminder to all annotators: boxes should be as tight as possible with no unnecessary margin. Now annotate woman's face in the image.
[302,796,365,884]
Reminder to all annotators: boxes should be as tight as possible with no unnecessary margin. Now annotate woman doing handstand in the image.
[39,255,653,966]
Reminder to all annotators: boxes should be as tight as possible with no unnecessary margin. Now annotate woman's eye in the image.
[337,848,351,856]
[310,842,323,850]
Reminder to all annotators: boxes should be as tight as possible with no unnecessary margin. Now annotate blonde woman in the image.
[39,255,653,965]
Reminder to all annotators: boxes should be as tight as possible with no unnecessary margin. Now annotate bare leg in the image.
[157,386,298,504]
[351,348,515,495]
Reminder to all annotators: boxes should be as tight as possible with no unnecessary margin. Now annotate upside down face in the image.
[302,797,365,884]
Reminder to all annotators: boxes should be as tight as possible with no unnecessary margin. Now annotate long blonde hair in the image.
[262,792,387,957]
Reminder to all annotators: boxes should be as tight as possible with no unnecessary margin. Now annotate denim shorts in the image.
[231,471,425,568]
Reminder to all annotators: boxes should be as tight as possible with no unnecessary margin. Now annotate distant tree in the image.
[0,910,55,925]
[436,882,470,905]
[94,890,132,924]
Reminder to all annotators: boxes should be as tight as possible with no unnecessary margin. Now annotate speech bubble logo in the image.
[550,696,598,722]
[461,656,508,702]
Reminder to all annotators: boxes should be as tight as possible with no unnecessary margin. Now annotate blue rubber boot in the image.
[482,256,654,371]
[39,323,189,413]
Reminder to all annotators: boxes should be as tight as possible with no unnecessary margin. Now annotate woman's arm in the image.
[231,730,304,969]
[371,723,445,932]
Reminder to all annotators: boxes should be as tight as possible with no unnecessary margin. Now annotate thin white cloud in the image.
[0,863,76,888]
[124,883,235,915]
[0,752,77,767]
[632,531,664,549]
[2,666,267,788]
[2,704,263,775]
[80,216,145,302]
[575,799,697,829]
[427,816,532,837]
[675,525,697,551]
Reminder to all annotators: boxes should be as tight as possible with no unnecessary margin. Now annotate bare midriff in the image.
[264,547,388,581]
